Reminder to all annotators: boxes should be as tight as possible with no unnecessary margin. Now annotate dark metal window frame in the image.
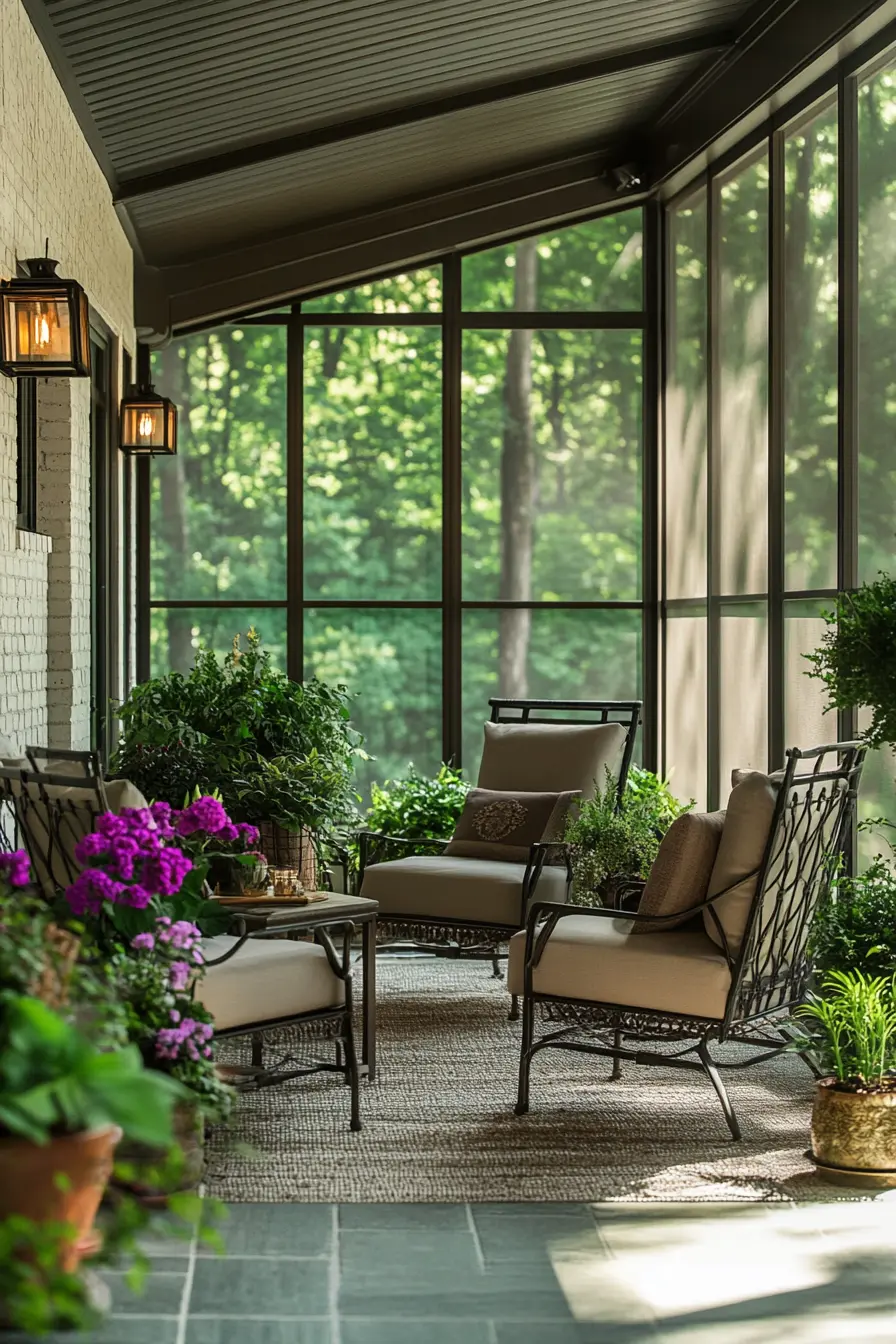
[138,207,655,772]
[89,318,114,763]
[15,379,38,533]
[661,25,893,809]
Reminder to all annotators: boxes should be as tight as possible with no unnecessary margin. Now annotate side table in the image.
[235,892,379,1080]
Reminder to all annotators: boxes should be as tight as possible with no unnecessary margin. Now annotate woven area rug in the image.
[206,959,857,1204]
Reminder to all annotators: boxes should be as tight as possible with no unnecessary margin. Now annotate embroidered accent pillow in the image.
[445,788,580,863]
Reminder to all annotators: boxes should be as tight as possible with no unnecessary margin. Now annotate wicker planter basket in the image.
[258,822,317,890]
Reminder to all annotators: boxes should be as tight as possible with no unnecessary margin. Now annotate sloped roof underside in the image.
[25,0,893,330]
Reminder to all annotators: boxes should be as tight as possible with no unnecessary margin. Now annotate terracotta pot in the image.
[811,1079,896,1188]
[0,1126,121,1272]
[115,1100,204,1199]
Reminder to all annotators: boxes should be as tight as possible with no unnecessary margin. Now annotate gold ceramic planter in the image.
[811,1080,896,1188]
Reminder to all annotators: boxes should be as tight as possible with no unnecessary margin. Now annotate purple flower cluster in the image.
[156,915,204,964]
[174,797,259,850]
[66,809,193,917]
[155,1010,214,1062]
[0,849,31,888]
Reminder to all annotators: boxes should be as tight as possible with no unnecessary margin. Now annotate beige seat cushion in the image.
[634,810,726,932]
[507,916,731,1019]
[197,936,344,1031]
[476,721,627,800]
[704,772,778,953]
[360,854,568,927]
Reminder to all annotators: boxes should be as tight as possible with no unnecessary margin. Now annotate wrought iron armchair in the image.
[0,757,115,894]
[358,698,641,972]
[509,742,865,1140]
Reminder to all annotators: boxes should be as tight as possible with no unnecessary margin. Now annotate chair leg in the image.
[251,1031,264,1070]
[508,994,520,1022]
[515,993,535,1115]
[335,1040,345,1076]
[697,1037,742,1141]
[343,1018,362,1133]
[610,1030,622,1081]
[491,948,502,979]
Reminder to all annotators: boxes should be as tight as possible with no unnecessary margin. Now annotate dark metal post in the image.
[286,315,304,681]
[642,199,661,774]
[768,128,786,771]
[442,253,463,766]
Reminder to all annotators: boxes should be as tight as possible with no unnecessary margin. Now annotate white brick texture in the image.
[0,0,135,751]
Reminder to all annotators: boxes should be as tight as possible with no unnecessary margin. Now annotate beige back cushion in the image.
[477,721,627,800]
[703,772,778,953]
[24,777,149,896]
[634,810,726,932]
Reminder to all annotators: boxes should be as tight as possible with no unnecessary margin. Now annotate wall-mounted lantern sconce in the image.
[0,255,91,377]
[119,383,178,455]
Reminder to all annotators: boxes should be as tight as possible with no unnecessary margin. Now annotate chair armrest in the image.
[522,868,759,974]
[357,829,449,878]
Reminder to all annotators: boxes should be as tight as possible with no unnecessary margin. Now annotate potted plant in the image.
[564,767,692,907]
[0,993,188,1274]
[810,850,896,979]
[113,629,364,886]
[796,969,896,1187]
[806,571,896,753]
[59,800,237,1188]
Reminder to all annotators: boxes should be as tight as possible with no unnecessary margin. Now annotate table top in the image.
[238,891,379,931]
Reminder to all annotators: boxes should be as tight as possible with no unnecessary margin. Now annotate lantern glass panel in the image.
[6,290,72,365]
[124,402,166,450]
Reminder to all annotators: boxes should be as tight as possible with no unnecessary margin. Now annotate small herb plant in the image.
[796,969,896,1092]
[806,573,896,748]
[365,764,468,840]
[565,767,692,905]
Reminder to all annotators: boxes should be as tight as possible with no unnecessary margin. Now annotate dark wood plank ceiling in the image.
[22,0,892,330]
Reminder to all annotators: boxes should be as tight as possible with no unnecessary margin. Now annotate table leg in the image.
[362,917,376,1081]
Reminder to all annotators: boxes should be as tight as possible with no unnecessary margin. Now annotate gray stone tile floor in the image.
[15,1198,896,1342]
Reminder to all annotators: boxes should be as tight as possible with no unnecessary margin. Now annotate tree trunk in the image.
[157,342,193,674]
[498,238,538,698]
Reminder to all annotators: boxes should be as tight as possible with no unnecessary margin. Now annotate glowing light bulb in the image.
[138,411,155,440]
[33,311,51,349]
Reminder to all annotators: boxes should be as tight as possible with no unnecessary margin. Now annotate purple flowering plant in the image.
[118,912,231,1121]
[64,796,251,945]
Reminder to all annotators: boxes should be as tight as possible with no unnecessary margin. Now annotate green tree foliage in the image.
[151,216,645,798]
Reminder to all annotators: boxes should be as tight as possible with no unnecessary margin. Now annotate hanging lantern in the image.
[0,256,90,377]
[119,383,177,456]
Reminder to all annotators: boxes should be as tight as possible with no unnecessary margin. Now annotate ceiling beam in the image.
[647,0,893,182]
[137,155,643,335]
[115,30,731,203]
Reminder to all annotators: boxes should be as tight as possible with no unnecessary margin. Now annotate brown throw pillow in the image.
[445,788,580,863]
[633,811,726,933]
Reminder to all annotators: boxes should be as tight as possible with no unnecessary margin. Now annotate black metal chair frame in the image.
[357,698,642,972]
[514,741,866,1140]
[205,919,363,1131]
[0,758,111,892]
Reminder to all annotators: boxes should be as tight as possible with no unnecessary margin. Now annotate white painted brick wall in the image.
[0,0,135,752]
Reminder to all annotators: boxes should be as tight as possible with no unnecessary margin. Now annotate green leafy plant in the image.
[365,763,468,840]
[0,995,188,1147]
[113,630,365,838]
[565,768,692,905]
[796,969,896,1091]
[806,574,896,748]
[810,852,896,978]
